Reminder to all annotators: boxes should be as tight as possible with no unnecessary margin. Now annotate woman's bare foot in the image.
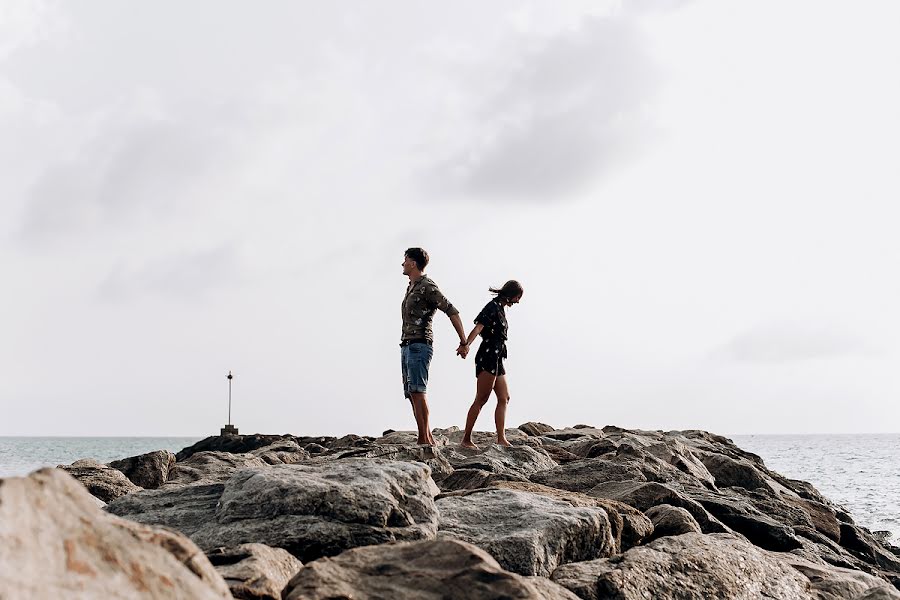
[496,438,512,447]
[459,440,478,449]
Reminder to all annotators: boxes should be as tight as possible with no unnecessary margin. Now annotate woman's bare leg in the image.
[461,372,497,448]
[493,376,511,446]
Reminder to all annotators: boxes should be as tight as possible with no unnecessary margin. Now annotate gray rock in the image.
[436,488,615,576]
[775,552,900,600]
[688,489,803,551]
[644,504,702,540]
[551,533,812,600]
[472,480,653,552]
[0,468,231,599]
[334,443,454,483]
[697,450,774,491]
[109,449,176,489]
[841,523,900,573]
[587,480,728,534]
[282,539,580,600]
[207,543,303,600]
[250,441,310,465]
[530,457,648,492]
[438,468,530,492]
[107,481,225,538]
[57,458,142,502]
[109,459,440,563]
[518,421,556,436]
[446,444,557,480]
[166,450,270,485]
[177,433,299,461]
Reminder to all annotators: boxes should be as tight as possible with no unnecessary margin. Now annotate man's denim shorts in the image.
[401,342,434,398]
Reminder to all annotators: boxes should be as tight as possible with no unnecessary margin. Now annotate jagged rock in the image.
[109,449,176,489]
[687,489,803,551]
[282,539,580,600]
[177,434,296,461]
[697,450,774,491]
[57,458,142,502]
[477,480,653,552]
[108,459,440,562]
[644,504,702,540]
[0,468,230,599]
[107,481,225,538]
[330,434,376,449]
[551,533,812,600]
[774,552,900,600]
[530,457,648,491]
[166,451,270,485]
[841,523,900,573]
[207,543,303,600]
[436,488,615,577]
[587,480,728,534]
[250,441,310,465]
[541,427,605,441]
[445,444,557,480]
[518,421,556,436]
[437,468,530,492]
[334,444,454,483]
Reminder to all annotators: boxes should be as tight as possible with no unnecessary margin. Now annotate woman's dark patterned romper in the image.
[474,298,508,377]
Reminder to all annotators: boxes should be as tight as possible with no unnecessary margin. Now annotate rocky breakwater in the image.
[1,425,899,599]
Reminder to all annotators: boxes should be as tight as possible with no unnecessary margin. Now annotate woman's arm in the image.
[464,323,484,346]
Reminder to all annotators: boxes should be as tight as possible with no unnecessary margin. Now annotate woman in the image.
[459,280,523,448]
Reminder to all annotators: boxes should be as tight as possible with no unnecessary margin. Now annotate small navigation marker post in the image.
[220,370,239,436]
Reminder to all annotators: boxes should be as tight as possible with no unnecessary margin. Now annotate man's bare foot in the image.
[497,438,512,447]
[459,440,478,449]
[417,438,435,446]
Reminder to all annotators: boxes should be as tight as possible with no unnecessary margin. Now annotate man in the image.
[400,247,468,445]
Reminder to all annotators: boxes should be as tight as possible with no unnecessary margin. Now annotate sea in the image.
[0,434,897,542]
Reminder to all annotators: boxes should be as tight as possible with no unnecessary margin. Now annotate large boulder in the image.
[437,468,530,492]
[165,451,270,485]
[697,450,774,491]
[206,543,303,600]
[57,458,142,502]
[472,480,653,552]
[249,441,310,465]
[644,504,702,540]
[282,539,580,600]
[687,489,803,551]
[108,459,440,562]
[774,553,900,600]
[109,449,176,489]
[551,533,812,600]
[446,444,557,480]
[530,458,648,492]
[518,421,556,437]
[176,434,297,461]
[587,480,728,534]
[436,488,615,577]
[0,468,231,599]
[334,444,454,483]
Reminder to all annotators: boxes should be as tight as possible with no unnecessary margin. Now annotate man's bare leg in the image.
[461,372,496,448]
[409,392,435,445]
[493,375,511,446]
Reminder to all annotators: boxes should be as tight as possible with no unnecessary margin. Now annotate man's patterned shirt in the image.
[401,275,459,342]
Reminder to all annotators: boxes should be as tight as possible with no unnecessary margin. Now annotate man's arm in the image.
[449,313,470,358]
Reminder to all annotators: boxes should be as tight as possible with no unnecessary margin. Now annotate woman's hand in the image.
[456,342,469,359]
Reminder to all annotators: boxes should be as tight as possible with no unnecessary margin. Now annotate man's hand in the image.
[456,342,469,359]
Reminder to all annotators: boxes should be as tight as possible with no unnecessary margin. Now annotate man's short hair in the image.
[405,247,429,271]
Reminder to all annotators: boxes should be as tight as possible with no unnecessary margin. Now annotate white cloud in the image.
[424,15,659,201]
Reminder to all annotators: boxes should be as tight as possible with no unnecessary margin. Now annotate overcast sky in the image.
[2,0,899,437]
